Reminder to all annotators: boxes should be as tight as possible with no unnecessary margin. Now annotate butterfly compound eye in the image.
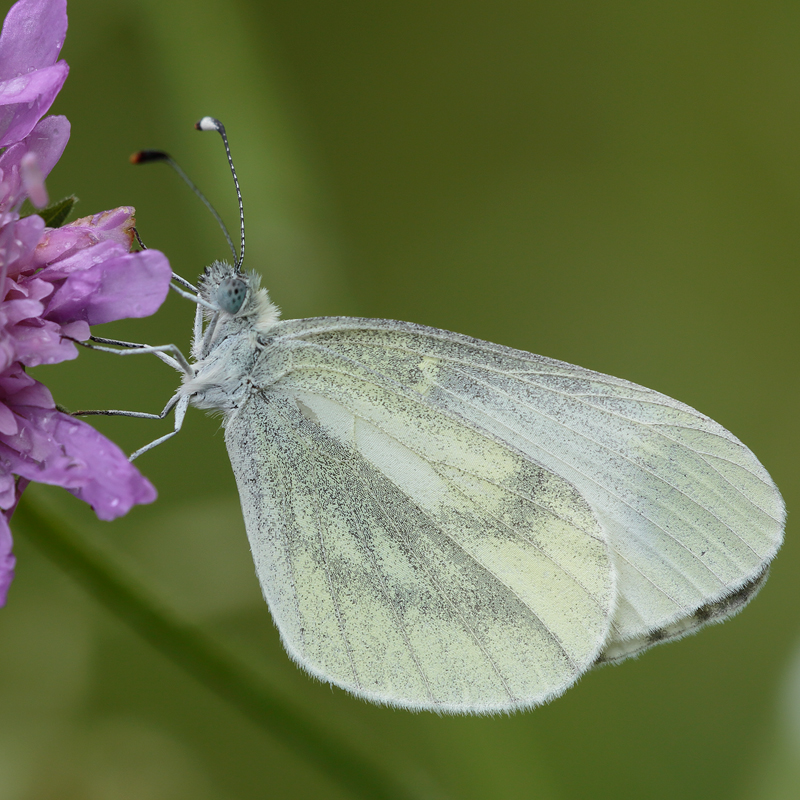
[216,276,248,314]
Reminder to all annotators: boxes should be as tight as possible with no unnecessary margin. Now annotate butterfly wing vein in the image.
[222,317,783,711]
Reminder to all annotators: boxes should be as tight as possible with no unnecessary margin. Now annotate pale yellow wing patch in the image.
[225,387,613,713]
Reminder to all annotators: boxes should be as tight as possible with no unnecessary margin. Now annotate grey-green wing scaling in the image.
[225,317,783,694]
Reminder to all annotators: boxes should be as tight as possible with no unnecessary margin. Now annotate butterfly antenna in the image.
[195,117,245,272]
[130,148,238,266]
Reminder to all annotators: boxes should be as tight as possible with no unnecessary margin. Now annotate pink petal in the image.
[33,237,125,281]
[0,62,68,147]
[69,207,136,248]
[0,115,68,208]
[0,213,45,278]
[38,264,102,320]
[3,296,46,325]
[0,0,67,78]
[0,334,14,373]
[32,205,134,268]
[0,402,17,435]
[20,151,47,207]
[0,363,52,405]
[23,114,69,179]
[31,224,99,268]
[7,275,54,304]
[0,470,16,508]
[10,378,54,408]
[0,510,15,606]
[0,408,156,520]
[0,140,28,207]
[46,248,172,325]
[13,327,78,367]
[58,319,89,341]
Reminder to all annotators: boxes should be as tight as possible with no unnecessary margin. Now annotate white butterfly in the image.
[117,119,784,714]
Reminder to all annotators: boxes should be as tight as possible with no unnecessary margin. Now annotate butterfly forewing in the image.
[225,368,614,712]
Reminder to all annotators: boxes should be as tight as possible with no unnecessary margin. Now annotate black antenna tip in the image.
[131,149,171,165]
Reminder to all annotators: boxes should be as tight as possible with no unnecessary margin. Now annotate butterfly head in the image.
[198,260,280,333]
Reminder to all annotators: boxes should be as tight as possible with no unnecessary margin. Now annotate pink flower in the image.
[0,0,69,149]
[0,0,173,605]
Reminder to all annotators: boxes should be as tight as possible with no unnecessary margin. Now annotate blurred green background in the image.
[2,0,799,798]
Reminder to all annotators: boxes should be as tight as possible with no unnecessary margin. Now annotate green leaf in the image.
[20,194,78,227]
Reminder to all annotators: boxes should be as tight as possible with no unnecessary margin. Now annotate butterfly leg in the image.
[67,335,195,458]
[82,336,193,377]
[170,272,198,292]
[193,293,204,351]
[73,391,190,461]
[128,393,191,461]
[169,281,215,311]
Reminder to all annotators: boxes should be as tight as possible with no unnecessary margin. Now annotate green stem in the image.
[15,497,415,800]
